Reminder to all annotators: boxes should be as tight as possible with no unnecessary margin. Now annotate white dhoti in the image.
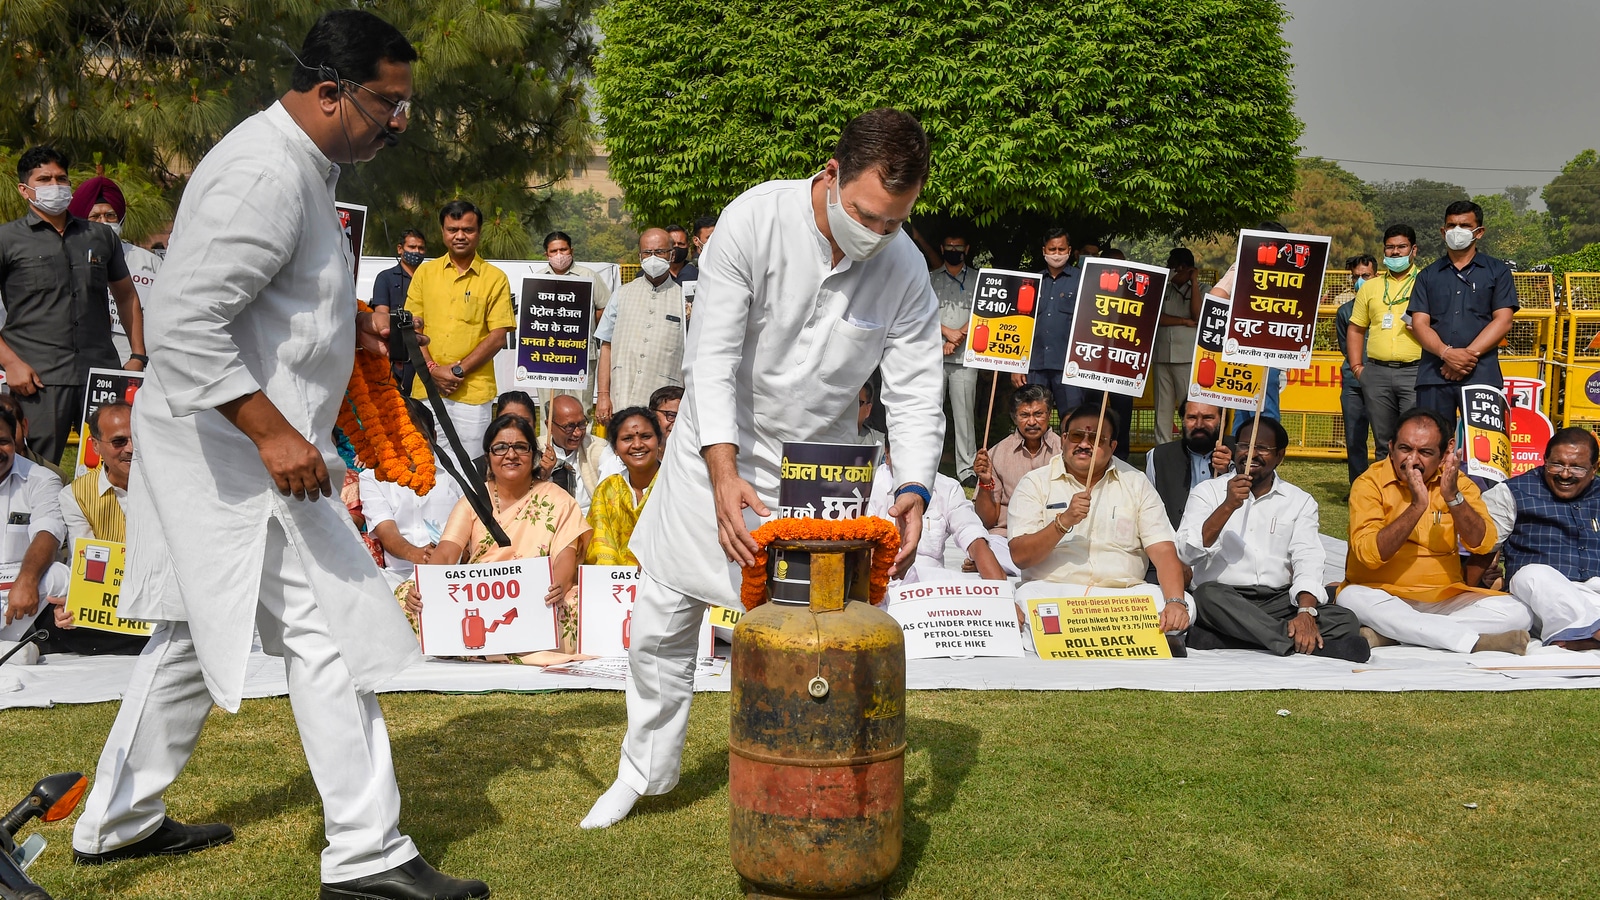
[617,572,708,795]
[1337,585,1533,653]
[1507,564,1600,644]
[73,522,418,882]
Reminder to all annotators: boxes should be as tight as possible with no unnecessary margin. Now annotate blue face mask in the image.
[1353,276,1367,291]
[1383,255,1412,274]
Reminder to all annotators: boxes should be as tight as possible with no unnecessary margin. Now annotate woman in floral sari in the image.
[402,414,590,660]
[585,407,663,566]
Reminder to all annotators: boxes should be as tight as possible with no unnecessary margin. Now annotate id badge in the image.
[1381,312,1394,330]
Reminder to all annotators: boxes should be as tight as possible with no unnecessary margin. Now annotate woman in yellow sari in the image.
[403,414,591,658]
[584,407,663,565]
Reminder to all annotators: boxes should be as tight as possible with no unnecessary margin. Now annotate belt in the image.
[1366,359,1419,368]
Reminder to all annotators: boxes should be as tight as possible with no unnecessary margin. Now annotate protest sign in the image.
[336,202,367,282]
[0,563,29,641]
[1504,377,1556,477]
[514,274,593,390]
[1062,258,1168,397]
[64,538,150,636]
[76,368,143,476]
[1459,385,1512,482]
[1189,293,1268,411]
[963,268,1041,373]
[885,580,1023,660]
[416,558,556,656]
[1220,229,1331,369]
[575,565,716,658]
[778,442,879,520]
[1023,593,1172,660]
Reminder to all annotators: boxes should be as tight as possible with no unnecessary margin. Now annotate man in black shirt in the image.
[0,146,146,464]
[370,228,426,313]
[1407,200,1518,431]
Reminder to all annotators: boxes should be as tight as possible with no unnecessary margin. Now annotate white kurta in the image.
[120,102,420,711]
[866,464,988,583]
[631,176,945,605]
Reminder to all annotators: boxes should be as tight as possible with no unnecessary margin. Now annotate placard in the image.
[1062,258,1168,397]
[1188,293,1268,411]
[1504,376,1556,477]
[336,202,367,282]
[1459,384,1511,482]
[885,580,1024,659]
[76,368,143,476]
[962,268,1041,373]
[1023,593,1172,660]
[1220,229,1331,369]
[576,565,714,658]
[64,538,150,636]
[777,442,879,520]
[416,558,557,656]
[514,274,593,389]
[0,562,31,641]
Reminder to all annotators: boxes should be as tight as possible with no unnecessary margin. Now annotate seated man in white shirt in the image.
[866,439,1004,584]
[359,467,464,590]
[46,401,148,655]
[1007,404,1193,653]
[541,395,622,515]
[0,405,71,664]
[1178,416,1369,661]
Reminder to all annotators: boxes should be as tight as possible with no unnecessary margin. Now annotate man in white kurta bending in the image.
[581,108,947,829]
[70,12,488,899]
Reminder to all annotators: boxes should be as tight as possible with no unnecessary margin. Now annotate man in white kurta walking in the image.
[581,108,946,829]
[70,11,489,899]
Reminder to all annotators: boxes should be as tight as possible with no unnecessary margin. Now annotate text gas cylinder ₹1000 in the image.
[729,538,905,899]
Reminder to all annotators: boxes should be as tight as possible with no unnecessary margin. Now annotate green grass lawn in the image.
[7,689,1600,899]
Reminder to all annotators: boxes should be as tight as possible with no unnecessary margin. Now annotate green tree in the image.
[1370,179,1469,260]
[0,1,599,257]
[593,0,1302,267]
[1543,149,1600,252]
[1473,191,1554,267]
[1283,157,1378,263]
[533,188,640,265]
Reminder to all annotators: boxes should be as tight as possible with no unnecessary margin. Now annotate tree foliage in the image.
[1473,192,1553,268]
[593,0,1302,267]
[1543,149,1600,253]
[1283,157,1376,264]
[532,188,639,265]
[0,0,599,256]
[1370,179,1469,260]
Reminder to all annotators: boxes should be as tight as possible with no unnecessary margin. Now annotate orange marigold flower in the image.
[737,517,900,611]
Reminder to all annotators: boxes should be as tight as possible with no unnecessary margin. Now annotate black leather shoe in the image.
[321,856,490,900]
[74,816,234,864]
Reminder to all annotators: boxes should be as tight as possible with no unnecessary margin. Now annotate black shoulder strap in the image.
[393,326,511,547]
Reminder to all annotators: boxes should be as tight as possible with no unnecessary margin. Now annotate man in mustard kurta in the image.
[406,199,515,460]
[1340,407,1532,654]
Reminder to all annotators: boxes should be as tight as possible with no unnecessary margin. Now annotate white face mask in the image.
[1043,252,1070,269]
[1444,225,1477,252]
[547,252,573,273]
[26,183,71,216]
[106,221,123,238]
[826,173,899,262]
[640,255,670,278]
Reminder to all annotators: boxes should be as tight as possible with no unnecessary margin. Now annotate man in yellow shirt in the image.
[1347,225,1422,458]
[406,200,516,460]
[1339,408,1531,654]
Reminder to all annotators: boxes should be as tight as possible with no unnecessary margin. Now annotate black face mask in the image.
[942,248,965,266]
[670,246,689,265]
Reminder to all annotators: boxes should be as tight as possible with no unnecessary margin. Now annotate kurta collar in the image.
[805,171,853,277]
[1048,453,1126,490]
[263,101,341,187]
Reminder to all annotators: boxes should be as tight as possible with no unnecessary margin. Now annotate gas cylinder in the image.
[461,609,486,650]
[1098,268,1120,292]
[730,538,905,899]
[1016,282,1036,315]
[971,321,990,354]
[1197,355,1217,388]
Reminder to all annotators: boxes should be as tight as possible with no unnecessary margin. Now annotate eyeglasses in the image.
[87,212,120,225]
[95,435,132,449]
[342,79,411,120]
[1063,429,1111,447]
[489,441,533,457]
[551,420,587,434]
[1249,446,1280,456]
[656,409,678,423]
[639,248,672,258]
[1546,463,1593,477]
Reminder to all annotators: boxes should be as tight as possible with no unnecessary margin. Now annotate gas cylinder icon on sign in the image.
[1017,282,1036,315]
[1473,432,1492,463]
[1098,269,1120,292]
[971,321,990,354]
[1037,603,1062,635]
[623,609,632,650]
[1257,242,1279,266]
[1197,355,1217,389]
[462,609,487,650]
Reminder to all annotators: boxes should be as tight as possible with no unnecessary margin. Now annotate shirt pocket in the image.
[86,252,109,297]
[818,317,886,390]
[14,255,58,294]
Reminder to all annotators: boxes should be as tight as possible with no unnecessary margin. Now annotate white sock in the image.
[580,781,641,830]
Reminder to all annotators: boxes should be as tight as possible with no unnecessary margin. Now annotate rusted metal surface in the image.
[729,539,906,899]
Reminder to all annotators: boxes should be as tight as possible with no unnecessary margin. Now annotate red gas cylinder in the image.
[1017,283,1036,315]
[1197,355,1217,389]
[971,321,990,354]
[730,539,904,899]
[1098,269,1120,292]
[1257,242,1279,266]
[461,609,486,650]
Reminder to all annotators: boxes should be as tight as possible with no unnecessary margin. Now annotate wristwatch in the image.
[1445,493,1467,507]
[450,364,465,379]
[1297,605,1319,618]
[128,353,149,364]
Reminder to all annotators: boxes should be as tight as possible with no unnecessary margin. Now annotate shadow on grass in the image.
[889,714,980,895]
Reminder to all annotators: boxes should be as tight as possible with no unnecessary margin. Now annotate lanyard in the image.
[1382,271,1417,309]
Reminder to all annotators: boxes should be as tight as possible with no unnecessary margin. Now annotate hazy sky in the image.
[1280,0,1600,205]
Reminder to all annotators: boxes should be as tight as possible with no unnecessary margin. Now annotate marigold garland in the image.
[738,516,900,611]
[336,303,436,494]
